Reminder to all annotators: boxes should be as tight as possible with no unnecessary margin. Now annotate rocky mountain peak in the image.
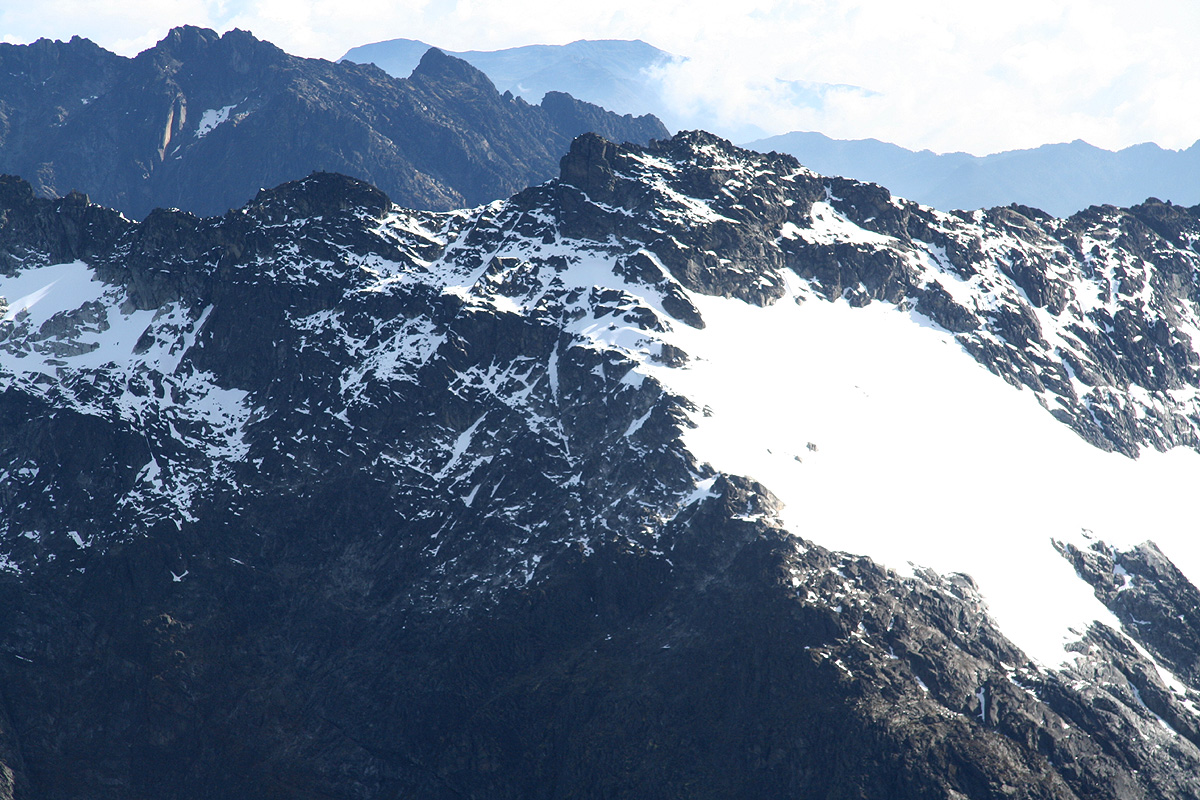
[559,131,622,196]
[5,130,1200,798]
[247,171,393,222]
[408,45,499,92]
[0,173,35,208]
[0,32,119,95]
[0,30,667,218]
[144,25,283,63]
[1126,197,1200,246]
[538,90,668,144]
[154,24,222,54]
[0,174,128,270]
[133,26,291,86]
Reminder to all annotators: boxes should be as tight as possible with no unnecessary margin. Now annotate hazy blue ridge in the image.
[341,38,676,121]
[745,130,1200,217]
[341,38,877,142]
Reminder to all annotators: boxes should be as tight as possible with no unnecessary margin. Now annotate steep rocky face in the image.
[1059,539,1200,689]
[3,132,1200,798]
[0,26,668,220]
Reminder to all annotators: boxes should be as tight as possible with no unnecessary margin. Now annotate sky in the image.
[2,0,1199,155]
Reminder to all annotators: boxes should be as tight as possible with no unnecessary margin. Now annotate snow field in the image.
[643,274,1200,668]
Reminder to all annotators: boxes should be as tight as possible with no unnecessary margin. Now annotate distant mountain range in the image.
[341,37,676,122]
[341,37,1200,217]
[745,131,1200,217]
[0,27,667,219]
[339,37,864,143]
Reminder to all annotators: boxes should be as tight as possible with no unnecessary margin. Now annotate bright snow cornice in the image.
[3,131,1200,798]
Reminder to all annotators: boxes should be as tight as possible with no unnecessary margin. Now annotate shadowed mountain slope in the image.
[0,26,667,219]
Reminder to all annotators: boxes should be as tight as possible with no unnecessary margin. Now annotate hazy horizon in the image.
[3,1,1197,157]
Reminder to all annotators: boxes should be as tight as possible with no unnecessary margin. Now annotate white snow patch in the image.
[642,274,1200,669]
[1,261,98,325]
[195,105,236,138]
[665,476,719,523]
[547,344,561,401]
[799,202,895,247]
[1113,562,1134,592]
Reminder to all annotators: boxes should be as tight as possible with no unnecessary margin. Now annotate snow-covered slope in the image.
[4,133,1200,798]
[651,278,1200,666]
[385,131,1200,668]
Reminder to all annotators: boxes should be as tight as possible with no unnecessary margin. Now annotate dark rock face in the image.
[0,27,668,220]
[1059,539,1200,690]
[3,132,1200,798]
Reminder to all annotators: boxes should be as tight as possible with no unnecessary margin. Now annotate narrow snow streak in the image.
[436,413,487,479]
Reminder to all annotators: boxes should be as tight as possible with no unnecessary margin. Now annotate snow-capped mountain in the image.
[0,26,666,220]
[3,131,1200,798]
[747,130,1200,218]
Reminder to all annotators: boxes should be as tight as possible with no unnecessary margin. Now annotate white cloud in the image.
[2,0,1198,154]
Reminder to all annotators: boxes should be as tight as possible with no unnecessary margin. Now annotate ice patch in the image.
[195,105,236,138]
[642,274,1200,669]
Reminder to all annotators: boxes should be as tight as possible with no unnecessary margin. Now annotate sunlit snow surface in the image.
[643,275,1200,668]
[1,262,102,325]
[0,261,251,526]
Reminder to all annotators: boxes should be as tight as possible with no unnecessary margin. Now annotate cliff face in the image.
[0,26,668,220]
[3,131,1200,798]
